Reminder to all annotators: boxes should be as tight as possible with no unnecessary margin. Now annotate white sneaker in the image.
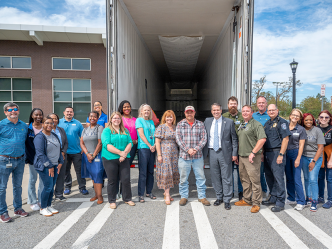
[285,199,297,205]
[47,206,59,214]
[294,204,305,211]
[40,208,53,217]
[30,204,40,211]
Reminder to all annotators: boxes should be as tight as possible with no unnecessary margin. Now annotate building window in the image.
[52,58,91,71]
[0,56,31,69]
[0,78,32,123]
[53,79,91,122]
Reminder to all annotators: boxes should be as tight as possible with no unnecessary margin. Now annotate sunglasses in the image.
[6,108,19,112]
[319,116,330,119]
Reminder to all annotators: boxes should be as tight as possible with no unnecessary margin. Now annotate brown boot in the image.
[179,198,188,206]
[198,198,211,206]
[251,205,260,213]
[235,199,251,206]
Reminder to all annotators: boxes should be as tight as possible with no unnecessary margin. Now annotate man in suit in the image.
[203,103,238,210]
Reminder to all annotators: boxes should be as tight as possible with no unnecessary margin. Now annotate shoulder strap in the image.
[324,128,332,137]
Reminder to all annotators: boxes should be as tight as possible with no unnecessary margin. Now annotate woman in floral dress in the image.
[155,110,180,205]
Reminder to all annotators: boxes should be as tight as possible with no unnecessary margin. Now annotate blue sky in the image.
[0,0,331,104]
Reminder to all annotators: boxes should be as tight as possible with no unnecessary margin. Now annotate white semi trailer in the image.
[106,0,254,119]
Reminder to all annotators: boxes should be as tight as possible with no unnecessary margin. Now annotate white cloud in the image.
[0,4,105,28]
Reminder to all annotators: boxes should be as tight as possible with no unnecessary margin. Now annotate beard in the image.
[228,106,237,115]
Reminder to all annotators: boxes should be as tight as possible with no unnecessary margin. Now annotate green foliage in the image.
[298,94,331,117]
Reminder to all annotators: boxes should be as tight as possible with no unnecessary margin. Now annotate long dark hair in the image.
[29,108,44,124]
[118,100,131,115]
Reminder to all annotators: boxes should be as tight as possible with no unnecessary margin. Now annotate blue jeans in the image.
[232,162,243,193]
[178,156,206,199]
[37,165,58,209]
[27,164,44,205]
[285,150,305,205]
[260,162,268,193]
[318,161,332,201]
[129,144,138,166]
[302,156,322,201]
[138,149,155,196]
[0,156,25,215]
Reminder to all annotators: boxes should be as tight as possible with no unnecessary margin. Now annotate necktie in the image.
[213,120,219,151]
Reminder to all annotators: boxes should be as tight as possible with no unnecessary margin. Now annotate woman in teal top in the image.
[101,111,135,209]
[135,104,156,203]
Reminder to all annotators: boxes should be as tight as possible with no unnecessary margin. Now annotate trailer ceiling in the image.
[122,0,236,89]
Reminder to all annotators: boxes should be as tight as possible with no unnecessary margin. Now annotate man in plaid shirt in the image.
[176,106,209,206]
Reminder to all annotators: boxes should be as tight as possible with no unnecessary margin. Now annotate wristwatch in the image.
[279,153,284,156]
[312,160,316,163]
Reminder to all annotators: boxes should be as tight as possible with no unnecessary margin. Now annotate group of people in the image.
[1,95,332,223]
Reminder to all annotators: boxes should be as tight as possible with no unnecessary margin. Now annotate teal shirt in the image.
[135,118,155,149]
[58,117,84,154]
[101,127,133,160]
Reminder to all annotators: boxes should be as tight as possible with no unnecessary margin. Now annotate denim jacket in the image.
[33,131,64,171]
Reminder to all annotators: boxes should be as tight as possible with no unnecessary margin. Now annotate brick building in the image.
[0,24,107,123]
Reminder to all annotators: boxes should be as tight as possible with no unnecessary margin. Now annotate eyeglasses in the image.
[112,118,121,120]
[319,116,330,119]
[44,122,54,125]
[267,109,277,112]
[94,104,101,107]
[6,108,19,112]
[291,114,300,118]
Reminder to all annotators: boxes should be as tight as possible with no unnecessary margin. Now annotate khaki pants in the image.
[239,154,262,206]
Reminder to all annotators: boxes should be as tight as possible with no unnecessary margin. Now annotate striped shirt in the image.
[176,119,207,160]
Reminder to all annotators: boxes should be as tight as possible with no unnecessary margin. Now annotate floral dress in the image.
[154,124,180,189]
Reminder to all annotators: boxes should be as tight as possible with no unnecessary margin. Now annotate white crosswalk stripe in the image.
[31,198,332,249]
[284,205,332,249]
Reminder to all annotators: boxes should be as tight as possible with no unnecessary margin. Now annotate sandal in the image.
[139,196,145,203]
[146,193,157,199]
[110,203,117,209]
[164,193,174,201]
[125,201,136,206]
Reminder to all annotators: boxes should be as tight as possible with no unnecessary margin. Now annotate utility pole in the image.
[272,82,282,107]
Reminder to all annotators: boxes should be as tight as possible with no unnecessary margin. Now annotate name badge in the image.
[235,121,241,125]
[94,158,100,162]
[293,133,299,137]
[72,124,76,126]
[6,163,12,168]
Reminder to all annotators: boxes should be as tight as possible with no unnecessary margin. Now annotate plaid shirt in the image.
[176,119,207,160]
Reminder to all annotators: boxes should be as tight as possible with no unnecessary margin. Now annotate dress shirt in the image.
[209,116,222,148]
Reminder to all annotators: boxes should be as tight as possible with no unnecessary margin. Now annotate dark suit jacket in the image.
[203,116,238,165]
[57,126,68,154]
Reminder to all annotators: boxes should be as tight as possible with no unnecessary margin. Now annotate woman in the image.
[135,104,156,203]
[80,111,105,204]
[302,113,325,211]
[101,112,135,209]
[86,101,108,127]
[25,108,44,211]
[155,110,180,205]
[118,100,138,165]
[33,117,64,217]
[48,113,68,201]
[317,110,332,209]
[285,109,306,211]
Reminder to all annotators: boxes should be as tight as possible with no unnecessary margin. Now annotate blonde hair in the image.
[106,112,127,135]
[289,108,303,124]
[161,110,176,125]
[138,103,153,120]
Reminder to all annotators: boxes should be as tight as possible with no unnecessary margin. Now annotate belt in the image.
[264,148,281,152]
[0,154,24,159]
[209,148,222,151]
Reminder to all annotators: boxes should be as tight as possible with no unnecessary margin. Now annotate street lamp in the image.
[290,59,298,109]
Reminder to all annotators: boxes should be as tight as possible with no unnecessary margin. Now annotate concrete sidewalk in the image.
[6,164,91,216]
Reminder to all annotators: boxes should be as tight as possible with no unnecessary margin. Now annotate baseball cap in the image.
[185,106,195,112]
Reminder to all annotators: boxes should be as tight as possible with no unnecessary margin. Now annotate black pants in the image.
[54,153,67,197]
[64,153,86,190]
[264,150,286,207]
[103,157,132,203]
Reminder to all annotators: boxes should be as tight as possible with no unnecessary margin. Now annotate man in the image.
[58,107,88,195]
[0,103,29,222]
[176,106,209,206]
[234,105,266,213]
[222,96,244,200]
[203,103,238,210]
[262,104,291,212]
[252,96,269,198]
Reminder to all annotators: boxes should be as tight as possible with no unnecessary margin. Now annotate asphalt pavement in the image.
[1,168,332,249]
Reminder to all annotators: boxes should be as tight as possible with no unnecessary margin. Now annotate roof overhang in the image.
[0,24,106,47]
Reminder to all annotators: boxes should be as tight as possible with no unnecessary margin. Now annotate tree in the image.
[298,94,331,117]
